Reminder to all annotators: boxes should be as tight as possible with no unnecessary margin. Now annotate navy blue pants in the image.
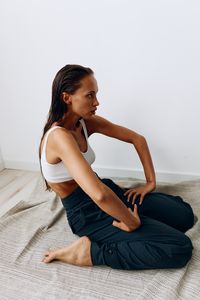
[61,177,194,270]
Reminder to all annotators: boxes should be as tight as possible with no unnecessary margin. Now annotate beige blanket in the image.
[0,175,199,299]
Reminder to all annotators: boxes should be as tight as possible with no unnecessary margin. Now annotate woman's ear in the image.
[62,92,71,104]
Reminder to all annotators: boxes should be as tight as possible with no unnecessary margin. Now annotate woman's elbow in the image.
[94,191,107,204]
[134,134,147,148]
[139,134,146,143]
[92,184,110,204]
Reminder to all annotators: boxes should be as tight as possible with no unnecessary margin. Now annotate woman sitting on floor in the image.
[39,64,194,269]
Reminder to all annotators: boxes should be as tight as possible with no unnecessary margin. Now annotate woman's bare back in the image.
[40,120,92,198]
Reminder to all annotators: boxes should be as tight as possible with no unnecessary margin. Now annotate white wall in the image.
[0,0,200,182]
[0,146,4,171]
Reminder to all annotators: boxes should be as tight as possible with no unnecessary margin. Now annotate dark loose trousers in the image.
[61,177,194,270]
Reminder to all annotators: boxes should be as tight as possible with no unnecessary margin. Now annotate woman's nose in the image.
[93,97,99,106]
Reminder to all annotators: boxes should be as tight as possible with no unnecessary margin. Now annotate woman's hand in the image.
[124,182,156,205]
[112,205,141,232]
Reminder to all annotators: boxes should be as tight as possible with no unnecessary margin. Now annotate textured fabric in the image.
[0,175,200,299]
[61,177,194,270]
[40,118,95,182]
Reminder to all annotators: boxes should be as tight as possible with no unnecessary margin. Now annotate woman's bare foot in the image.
[42,236,93,266]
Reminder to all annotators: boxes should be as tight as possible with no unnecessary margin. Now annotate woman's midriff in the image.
[48,179,79,199]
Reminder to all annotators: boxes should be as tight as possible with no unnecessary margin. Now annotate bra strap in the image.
[79,119,88,140]
[41,126,62,159]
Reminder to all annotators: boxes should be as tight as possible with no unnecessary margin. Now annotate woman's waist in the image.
[49,172,101,199]
[48,179,79,198]
[61,185,93,212]
[58,173,101,209]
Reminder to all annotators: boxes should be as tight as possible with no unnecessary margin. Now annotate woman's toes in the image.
[42,251,56,263]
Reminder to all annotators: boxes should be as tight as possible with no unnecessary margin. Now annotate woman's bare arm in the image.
[51,128,140,231]
[86,115,156,187]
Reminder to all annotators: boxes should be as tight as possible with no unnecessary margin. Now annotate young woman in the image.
[39,64,194,270]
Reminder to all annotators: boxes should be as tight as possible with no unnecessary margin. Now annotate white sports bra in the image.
[40,119,95,183]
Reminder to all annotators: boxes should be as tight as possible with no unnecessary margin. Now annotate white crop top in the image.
[40,119,95,183]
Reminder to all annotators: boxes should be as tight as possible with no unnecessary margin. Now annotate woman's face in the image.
[65,75,99,119]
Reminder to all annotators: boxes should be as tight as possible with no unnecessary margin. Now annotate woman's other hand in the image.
[124,182,156,206]
[112,205,141,232]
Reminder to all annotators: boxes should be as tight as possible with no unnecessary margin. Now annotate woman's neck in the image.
[58,113,82,131]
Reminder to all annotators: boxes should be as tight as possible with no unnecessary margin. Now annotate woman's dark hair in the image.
[39,64,94,191]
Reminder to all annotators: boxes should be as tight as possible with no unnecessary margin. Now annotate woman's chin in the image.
[84,111,96,119]
[87,111,96,118]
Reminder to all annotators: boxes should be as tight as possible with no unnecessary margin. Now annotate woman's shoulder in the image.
[84,115,111,135]
[41,125,68,152]
[42,125,72,150]
[45,124,67,139]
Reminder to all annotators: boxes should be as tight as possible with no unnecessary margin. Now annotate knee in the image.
[147,235,193,269]
[179,203,195,232]
[172,235,193,268]
[185,209,195,231]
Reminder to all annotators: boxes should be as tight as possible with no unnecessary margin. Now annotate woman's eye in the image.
[88,94,93,99]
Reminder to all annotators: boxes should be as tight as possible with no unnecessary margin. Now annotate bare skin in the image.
[40,75,155,266]
[42,236,93,266]
[41,207,140,266]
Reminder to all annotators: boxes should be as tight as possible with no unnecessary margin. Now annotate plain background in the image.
[0,0,200,182]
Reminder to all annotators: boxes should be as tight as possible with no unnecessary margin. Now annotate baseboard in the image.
[93,166,200,183]
[3,160,200,183]
[4,160,40,172]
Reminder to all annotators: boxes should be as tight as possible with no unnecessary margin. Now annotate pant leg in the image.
[63,177,193,270]
[101,178,194,232]
[138,192,194,232]
[89,216,193,270]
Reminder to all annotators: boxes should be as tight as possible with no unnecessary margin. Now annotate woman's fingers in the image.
[112,220,127,231]
[124,189,131,196]
[112,206,140,232]
[132,193,140,204]
[133,204,138,215]
[112,220,121,229]
[129,205,139,217]
[139,194,145,205]
[128,207,133,214]
[126,190,136,202]
[112,220,117,226]
[129,205,141,228]
[124,189,142,205]
[128,205,138,216]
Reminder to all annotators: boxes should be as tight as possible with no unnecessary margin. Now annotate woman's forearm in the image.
[95,184,137,229]
[133,136,156,186]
